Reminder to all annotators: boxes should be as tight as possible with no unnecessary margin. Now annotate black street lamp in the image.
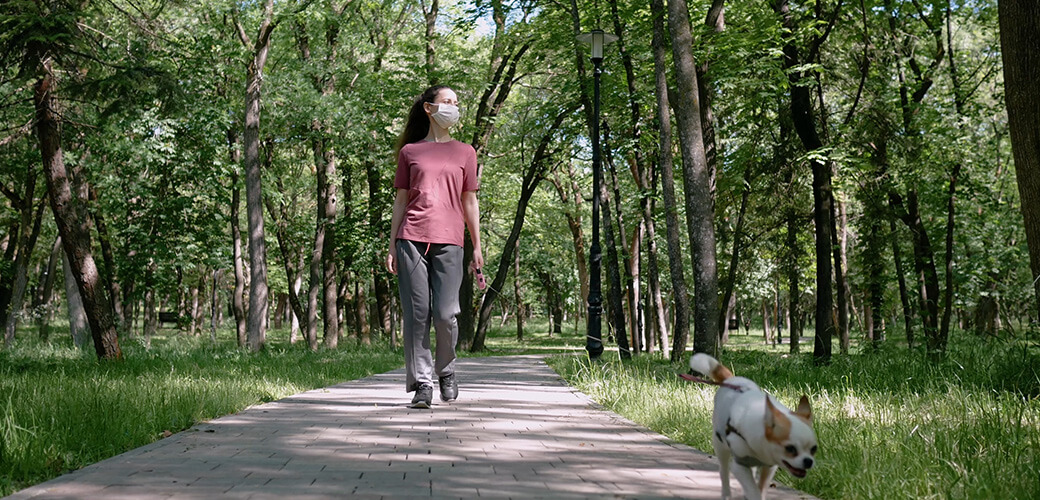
[577,29,616,360]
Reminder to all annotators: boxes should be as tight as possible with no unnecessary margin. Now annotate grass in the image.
[545,331,1040,500]
[5,317,1036,499]
[0,327,403,496]
[0,317,578,496]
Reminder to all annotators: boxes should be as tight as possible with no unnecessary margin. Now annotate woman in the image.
[386,85,484,409]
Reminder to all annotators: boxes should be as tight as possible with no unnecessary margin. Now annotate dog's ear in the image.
[764,395,791,441]
[795,395,813,423]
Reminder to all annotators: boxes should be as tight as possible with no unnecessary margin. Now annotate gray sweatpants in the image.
[396,240,463,392]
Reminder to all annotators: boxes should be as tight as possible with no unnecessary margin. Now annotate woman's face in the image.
[424,88,459,115]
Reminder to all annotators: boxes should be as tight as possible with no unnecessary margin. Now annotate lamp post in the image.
[577,29,616,360]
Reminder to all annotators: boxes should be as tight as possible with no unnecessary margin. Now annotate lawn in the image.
[3,319,1037,500]
[0,327,403,496]
[545,328,1040,500]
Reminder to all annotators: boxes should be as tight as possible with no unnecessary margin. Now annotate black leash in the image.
[678,372,748,393]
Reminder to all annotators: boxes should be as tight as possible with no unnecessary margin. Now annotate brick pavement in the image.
[4,355,817,499]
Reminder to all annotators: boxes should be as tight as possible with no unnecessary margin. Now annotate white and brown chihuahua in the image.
[688,353,818,500]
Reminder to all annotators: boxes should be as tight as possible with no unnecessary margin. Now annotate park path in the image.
[5,355,817,499]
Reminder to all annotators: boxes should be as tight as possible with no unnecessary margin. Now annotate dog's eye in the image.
[810,446,818,455]
[784,445,797,456]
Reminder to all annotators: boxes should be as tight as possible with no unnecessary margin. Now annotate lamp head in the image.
[577,29,618,62]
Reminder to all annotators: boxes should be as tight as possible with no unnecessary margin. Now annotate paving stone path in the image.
[5,355,817,499]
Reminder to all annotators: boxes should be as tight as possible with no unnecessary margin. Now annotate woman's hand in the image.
[470,248,484,273]
[386,247,397,275]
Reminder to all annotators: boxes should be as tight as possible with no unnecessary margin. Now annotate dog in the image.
[688,353,817,500]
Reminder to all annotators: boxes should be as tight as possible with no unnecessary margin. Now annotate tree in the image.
[472,105,573,351]
[666,0,720,358]
[232,0,278,351]
[772,0,839,364]
[6,0,123,359]
[649,0,690,362]
[999,0,1040,323]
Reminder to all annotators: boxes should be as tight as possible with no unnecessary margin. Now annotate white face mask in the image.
[429,103,460,129]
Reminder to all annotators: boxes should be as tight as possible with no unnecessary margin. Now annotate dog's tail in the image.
[689,353,734,383]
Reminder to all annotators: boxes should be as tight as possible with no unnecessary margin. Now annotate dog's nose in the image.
[803,457,814,469]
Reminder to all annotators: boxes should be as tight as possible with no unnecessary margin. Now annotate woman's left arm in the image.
[461,190,484,271]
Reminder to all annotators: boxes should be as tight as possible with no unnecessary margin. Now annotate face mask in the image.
[429,103,460,129]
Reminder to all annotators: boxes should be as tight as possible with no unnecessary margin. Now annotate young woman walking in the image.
[386,85,483,408]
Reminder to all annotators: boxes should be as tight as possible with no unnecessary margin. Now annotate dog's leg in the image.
[757,466,777,500]
[716,446,733,500]
[731,463,761,500]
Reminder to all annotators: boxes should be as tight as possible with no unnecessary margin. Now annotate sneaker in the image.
[439,374,458,402]
[411,384,433,408]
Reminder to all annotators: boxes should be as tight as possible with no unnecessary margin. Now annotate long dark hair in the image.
[395,85,451,155]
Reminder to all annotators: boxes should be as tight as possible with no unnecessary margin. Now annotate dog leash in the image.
[677,373,748,392]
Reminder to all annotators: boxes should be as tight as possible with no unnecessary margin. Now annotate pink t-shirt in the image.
[394,140,479,247]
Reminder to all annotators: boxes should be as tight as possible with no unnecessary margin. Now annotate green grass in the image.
[546,331,1040,500]
[6,317,1036,500]
[0,317,577,496]
[467,317,589,356]
[0,328,402,496]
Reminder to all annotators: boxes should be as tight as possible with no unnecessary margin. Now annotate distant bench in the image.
[158,311,181,326]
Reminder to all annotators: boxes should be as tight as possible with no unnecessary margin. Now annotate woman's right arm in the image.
[386,188,410,275]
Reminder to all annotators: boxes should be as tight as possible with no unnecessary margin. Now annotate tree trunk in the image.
[463,36,529,350]
[599,151,632,359]
[210,269,222,342]
[718,167,751,344]
[90,188,123,330]
[773,0,834,365]
[864,157,887,347]
[550,165,589,316]
[366,155,392,339]
[314,135,339,348]
[34,62,121,360]
[63,253,89,349]
[423,0,438,84]
[651,0,690,362]
[296,21,342,349]
[891,190,942,357]
[143,274,156,348]
[229,130,247,347]
[831,194,850,355]
[666,0,719,358]
[514,238,523,342]
[609,0,650,355]
[972,272,1000,336]
[786,198,802,353]
[4,194,45,347]
[939,163,961,347]
[698,0,726,209]
[290,258,303,342]
[241,11,274,352]
[603,129,637,357]
[36,236,63,340]
[190,274,203,336]
[472,108,570,351]
[762,298,772,344]
[0,222,18,331]
[646,166,668,355]
[890,218,915,347]
[355,279,371,345]
[998,0,1040,324]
